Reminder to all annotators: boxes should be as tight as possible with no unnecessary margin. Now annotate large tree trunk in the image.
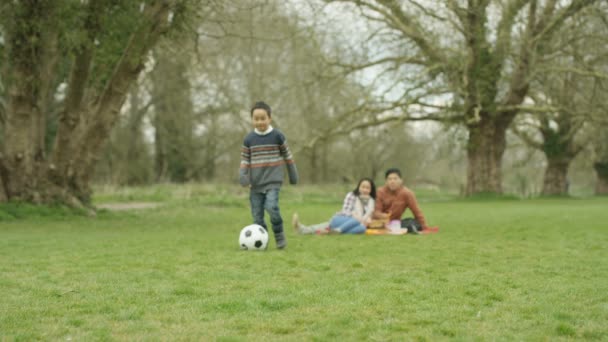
[465,116,508,195]
[49,8,97,190]
[2,2,50,203]
[538,119,581,196]
[1,0,174,207]
[594,162,608,195]
[542,159,570,195]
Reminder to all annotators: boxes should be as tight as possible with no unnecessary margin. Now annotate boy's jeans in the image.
[250,188,283,235]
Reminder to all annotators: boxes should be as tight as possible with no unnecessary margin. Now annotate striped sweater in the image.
[239,128,298,192]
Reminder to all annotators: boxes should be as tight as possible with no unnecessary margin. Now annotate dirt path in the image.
[96,202,162,211]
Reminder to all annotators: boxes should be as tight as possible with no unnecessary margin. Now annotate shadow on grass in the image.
[0,201,90,221]
[459,192,521,202]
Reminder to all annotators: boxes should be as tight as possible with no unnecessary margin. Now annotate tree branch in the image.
[538,66,608,79]
[511,124,543,150]
[328,55,427,73]
[532,0,597,45]
[498,104,560,113]
[407,0,464,35]
[299,105,464,153]
[493,0,531,63]
[376,0,446,65]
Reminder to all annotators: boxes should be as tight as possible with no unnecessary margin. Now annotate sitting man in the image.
[373,168,436,234]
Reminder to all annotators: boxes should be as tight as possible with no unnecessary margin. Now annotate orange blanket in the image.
[365,226,439,235]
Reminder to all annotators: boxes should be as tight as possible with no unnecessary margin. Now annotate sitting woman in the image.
[292,178,376,234]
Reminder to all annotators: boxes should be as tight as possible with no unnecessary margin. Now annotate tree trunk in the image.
[125,87,150,185]
[0,158,8,202]
[541,159,570,195]
[35,29,59,161]
[465,116,508,195]
[149,47,195,183]
[2,3,47,202]
[49,35,94,188]
[154,111,169,182]
[594,162,608,195]
[204,114,217,180]
[1,0,174,207]
[69,1,173,203]
[49,0,106,190]
[321,138,329,182]
[310,143,318,183]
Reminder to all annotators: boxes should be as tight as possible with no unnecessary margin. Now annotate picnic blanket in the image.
[365,226,440,235]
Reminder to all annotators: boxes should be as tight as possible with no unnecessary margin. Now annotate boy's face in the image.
[252,109,271,132]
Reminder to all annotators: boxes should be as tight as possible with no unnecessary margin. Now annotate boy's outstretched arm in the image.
[279,136,298,185]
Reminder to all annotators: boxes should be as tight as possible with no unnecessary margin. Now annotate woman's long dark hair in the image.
[352,177,376,199]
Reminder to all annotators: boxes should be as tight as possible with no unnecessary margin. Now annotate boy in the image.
[239,101,298,249]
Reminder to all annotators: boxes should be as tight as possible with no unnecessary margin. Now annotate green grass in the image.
[1,184,607,340]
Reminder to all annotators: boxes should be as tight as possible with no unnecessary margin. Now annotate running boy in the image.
[239,101,298,249]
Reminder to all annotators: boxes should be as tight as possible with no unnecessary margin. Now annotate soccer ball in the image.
[239,224,269,251]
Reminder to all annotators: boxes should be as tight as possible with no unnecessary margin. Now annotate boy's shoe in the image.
[275,232,287,249]
[408,225,420,235]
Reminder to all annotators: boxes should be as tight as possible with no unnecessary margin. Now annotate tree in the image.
[592,127,608,195]
[321,0,600,195]
[511,71,594,196]
[0,0,184,207]
[150,47,199,182]
[96,85,154,185]
[510,3,608,195]
[181,0,376,184]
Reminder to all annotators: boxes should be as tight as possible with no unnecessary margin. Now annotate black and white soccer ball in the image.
[239,224,269,251]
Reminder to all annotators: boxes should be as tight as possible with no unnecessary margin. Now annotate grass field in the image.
[1,184,607,341]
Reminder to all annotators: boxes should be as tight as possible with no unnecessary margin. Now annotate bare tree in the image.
[510,3,608,195]
[320,0,600,195]
[183,0,377,183]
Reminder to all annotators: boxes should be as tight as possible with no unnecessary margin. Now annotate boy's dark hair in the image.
[385,168,402,179]
[353,177,377,199]
[250,101,272,117]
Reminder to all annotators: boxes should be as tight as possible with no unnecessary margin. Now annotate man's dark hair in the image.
[250,101,272,117]
[385,168,402,179]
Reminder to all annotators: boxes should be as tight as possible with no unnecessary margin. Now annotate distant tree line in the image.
[1,0,607,208]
